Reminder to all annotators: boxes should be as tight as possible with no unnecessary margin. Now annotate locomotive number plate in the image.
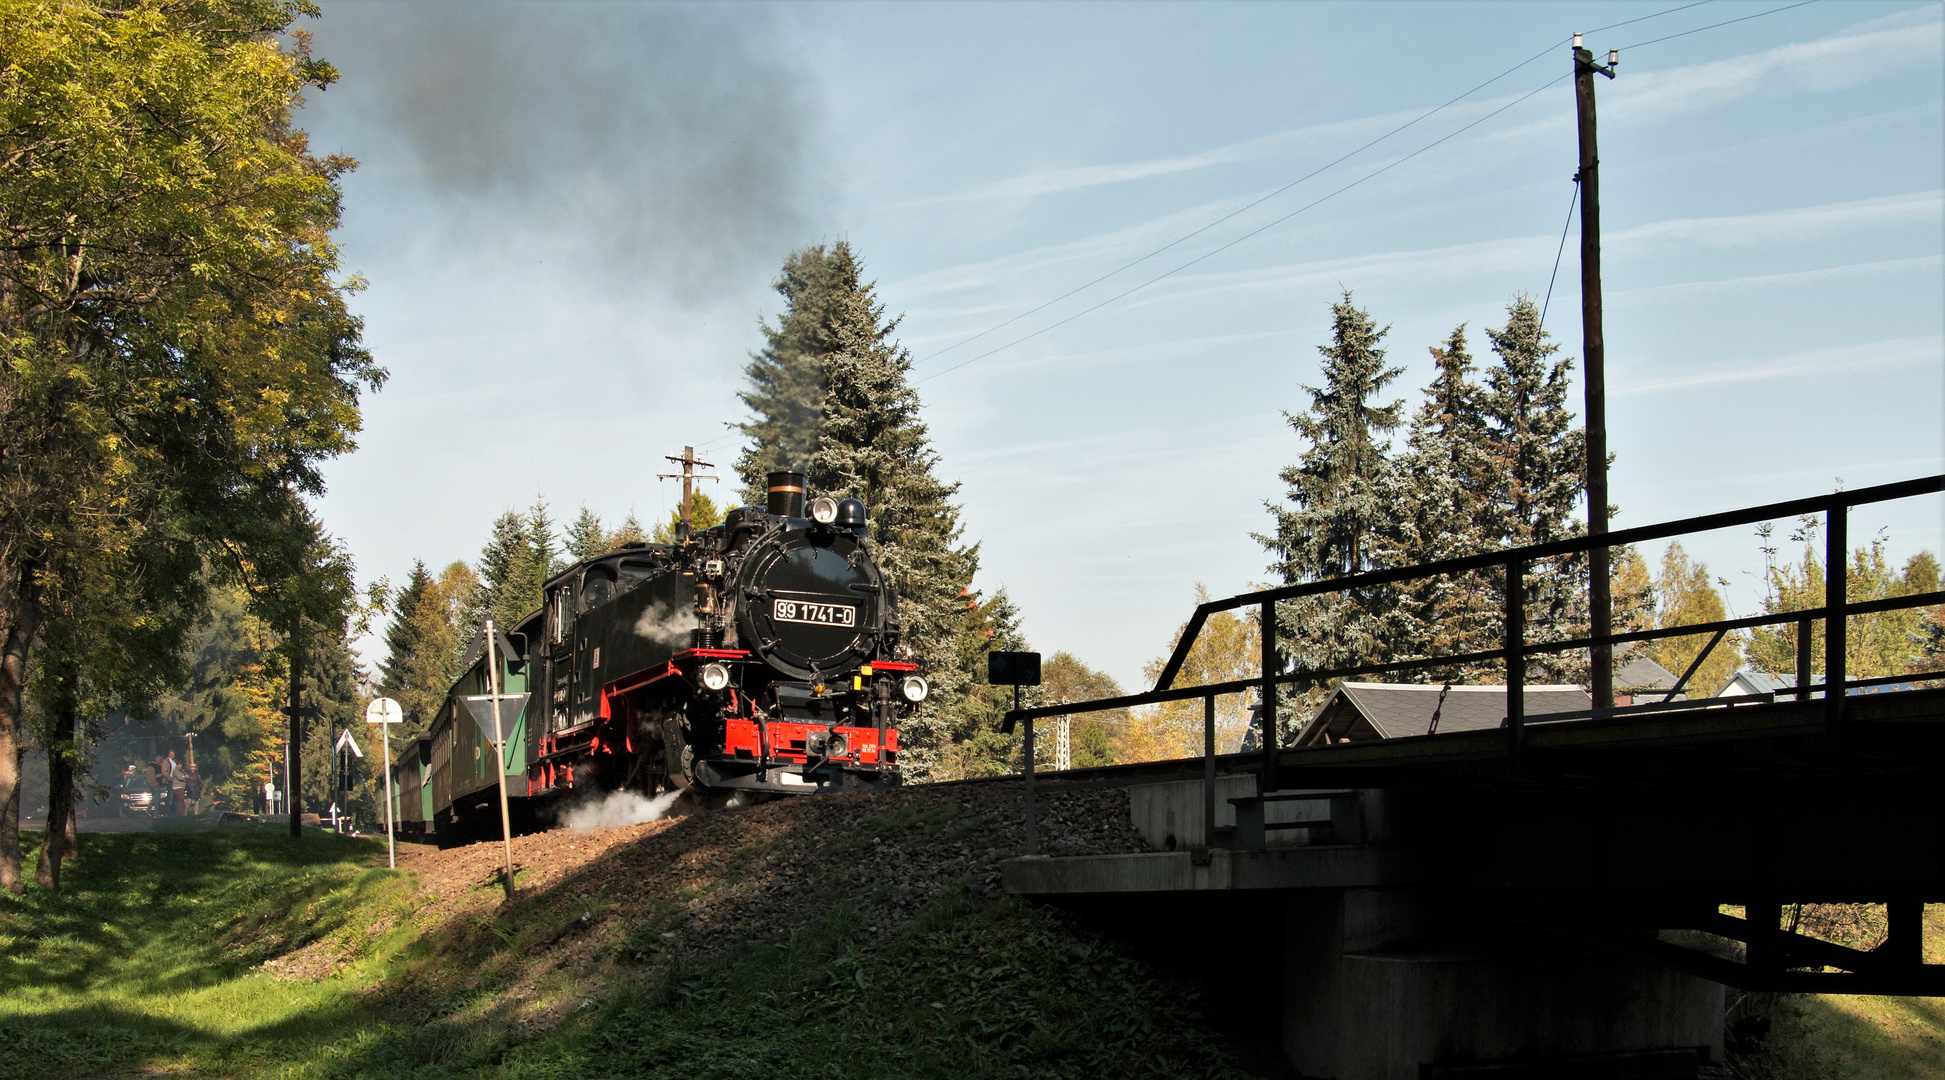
[772,599,857,628]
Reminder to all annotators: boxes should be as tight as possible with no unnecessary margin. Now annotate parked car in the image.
[120,788,161,818]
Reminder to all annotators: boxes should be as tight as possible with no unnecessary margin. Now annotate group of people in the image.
[120,749,202,818]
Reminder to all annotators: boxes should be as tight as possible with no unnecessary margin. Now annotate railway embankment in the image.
[1,781,1266,1079]
[4,780,1941,1078]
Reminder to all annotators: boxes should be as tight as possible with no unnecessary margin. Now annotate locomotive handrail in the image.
[1005,476,1944,853]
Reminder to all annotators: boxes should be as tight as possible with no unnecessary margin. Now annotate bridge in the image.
[995,476,1945,1080]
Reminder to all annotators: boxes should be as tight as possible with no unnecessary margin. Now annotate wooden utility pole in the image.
[658,446,719,532]
[1575,34,1618,710]
[484,620,517,898]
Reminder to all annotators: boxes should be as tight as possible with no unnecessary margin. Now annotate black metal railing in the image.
[1004,475,1945,855]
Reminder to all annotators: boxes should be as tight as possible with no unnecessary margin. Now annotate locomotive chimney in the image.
[766,470,806,518]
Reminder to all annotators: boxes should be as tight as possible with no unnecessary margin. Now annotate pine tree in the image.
[470,510,539,633]
[377,561,462,736]
[1383,324,1501,680]
[800,249,979,779]
[609,510,647,550]
[1480,295,1587,679]
[934,587,1032,780]
[1256,291,1407,734]
[735,244,861,502]
[526,497,561,585]
[565,507,607,564]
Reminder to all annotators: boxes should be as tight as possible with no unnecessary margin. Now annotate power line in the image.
[922,72,1573,383]
[1619,0,1818,51]
[912,0,1719,370]
[1539,179,1581,331]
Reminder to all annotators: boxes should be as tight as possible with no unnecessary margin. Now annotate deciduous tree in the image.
[0,1,377,888]
[1643,542,1739,697]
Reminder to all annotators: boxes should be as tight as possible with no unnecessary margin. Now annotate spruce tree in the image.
[800,249,979,779]
[935,587,1033,779]
[469,510,540,633]
[565,507,606,564]
[1256,292,1407,734]
[1383,325,1501,680]
[525,497,561,586]
[377,561,462,736]
[1479,295,1587,676]
[734,244,861,502]
[609,510,647,549]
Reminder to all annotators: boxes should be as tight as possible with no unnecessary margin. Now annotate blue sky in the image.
[302,1,1944,689]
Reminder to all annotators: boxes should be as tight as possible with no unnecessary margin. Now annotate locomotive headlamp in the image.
[809,496,839,525]
[901,675,929,703]
[700,663,731,691]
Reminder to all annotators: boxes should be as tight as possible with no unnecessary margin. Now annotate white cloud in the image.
[1612,336,1943,396]
[1612,190,1943,250]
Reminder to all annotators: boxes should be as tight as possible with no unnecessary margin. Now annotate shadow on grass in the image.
[5,791,1252,1080]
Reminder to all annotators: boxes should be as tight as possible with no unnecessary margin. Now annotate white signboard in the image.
[366,697,403,725]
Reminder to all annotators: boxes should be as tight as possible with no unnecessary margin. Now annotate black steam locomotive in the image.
[391,472,924,843]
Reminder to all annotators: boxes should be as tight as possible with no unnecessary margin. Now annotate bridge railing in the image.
[1004,474,1944,855]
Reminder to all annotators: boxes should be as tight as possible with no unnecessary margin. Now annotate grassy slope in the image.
[0,809,1247,1080]
[4,821,1942,1079]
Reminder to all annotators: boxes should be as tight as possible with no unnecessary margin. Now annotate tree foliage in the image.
[1642,542,1739,697]
[734,244,861,503]
[1747,520,1939,683]
[377,560,471,737]
[468,501,557,633]
[651,492,725,544]
[0,0,377,889]
[1133,587,1261,762]
[1256,291,1407,728]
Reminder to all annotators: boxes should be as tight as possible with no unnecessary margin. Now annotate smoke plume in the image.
[561,788,685,832]
[311,2,828,301]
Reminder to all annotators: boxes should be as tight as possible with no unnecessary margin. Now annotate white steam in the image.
[632,600,697,649]
[562,789,684,833]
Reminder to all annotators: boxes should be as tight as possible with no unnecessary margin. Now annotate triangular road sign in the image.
[457,694,531,743]
[334,728,364,759]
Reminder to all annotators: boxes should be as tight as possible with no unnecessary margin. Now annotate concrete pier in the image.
[1004,781,1725,1079]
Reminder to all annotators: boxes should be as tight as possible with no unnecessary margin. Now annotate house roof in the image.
[1720,668,1930,698]
[1297,681,1594,743]
[1721,669,1795,696]
[1615,653,1681,692]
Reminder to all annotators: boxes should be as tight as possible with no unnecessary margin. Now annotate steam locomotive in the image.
[387,472,924,844]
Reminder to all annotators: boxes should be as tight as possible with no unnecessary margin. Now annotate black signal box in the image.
[988,651,1041,686]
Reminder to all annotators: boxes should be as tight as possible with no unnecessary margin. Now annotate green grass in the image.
[0,824,425,1079]
[10,824,1940,1079]
[0,825,1250,1079]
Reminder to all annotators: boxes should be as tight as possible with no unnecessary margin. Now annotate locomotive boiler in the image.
[401,472,924,844]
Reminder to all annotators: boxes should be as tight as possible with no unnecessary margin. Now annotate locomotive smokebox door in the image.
[988,651,1041,686]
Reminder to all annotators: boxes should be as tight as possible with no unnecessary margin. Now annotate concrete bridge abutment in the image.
[1006,780,1726,1079]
